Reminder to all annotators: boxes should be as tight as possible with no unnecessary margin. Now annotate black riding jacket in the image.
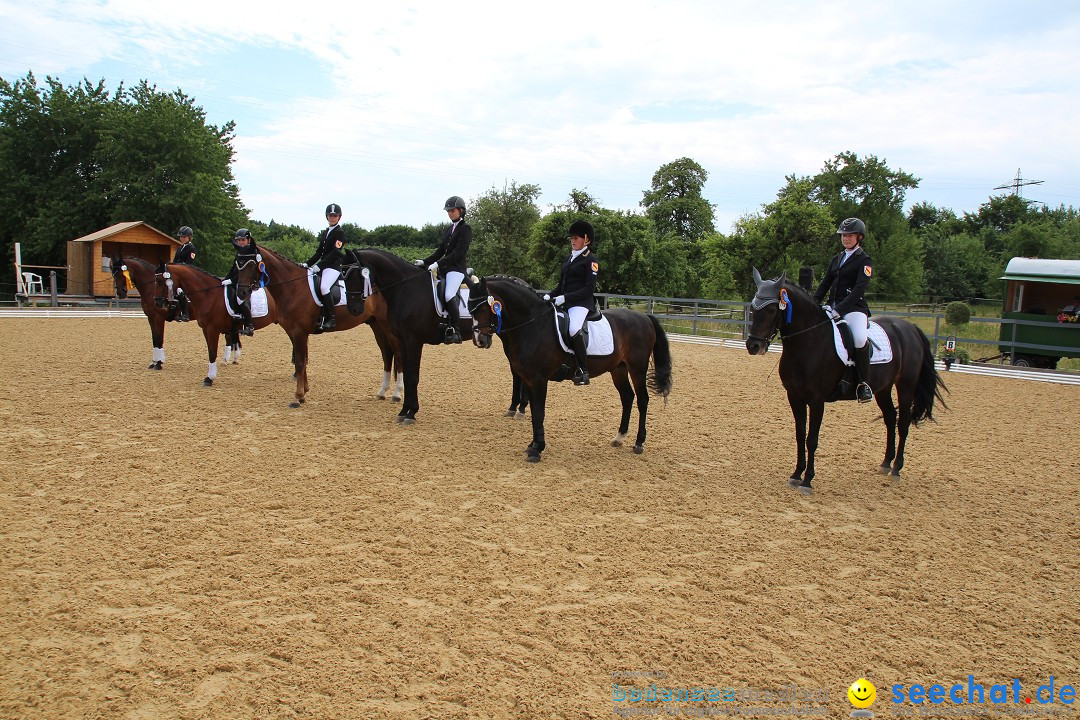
[813,247,873,316]
[307,225,346,271]
[422,220,472,274]
[173,241,197,265]
[551,248,599,310]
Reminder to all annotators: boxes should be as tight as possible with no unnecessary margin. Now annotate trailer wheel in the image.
[1012,355,1033,368]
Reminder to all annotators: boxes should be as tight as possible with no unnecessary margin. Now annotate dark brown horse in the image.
[745,268,947,491]
[110,255,181,370]
[244,247,400,408]
[344,249,475,424]
[468,276,673,462]
[154,261,278,386]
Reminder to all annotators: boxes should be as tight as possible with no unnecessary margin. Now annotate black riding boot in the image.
[320,303,336,332]
[177,292,190,322]
[571,332,590,385]
[444,299,462,344]
[239,303,254,336]
[855,344,873,402]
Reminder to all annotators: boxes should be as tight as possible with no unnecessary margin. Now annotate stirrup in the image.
[573,369,590,386]
[856,382,873,403]
[444,326,462,344]
[241,324,254,337]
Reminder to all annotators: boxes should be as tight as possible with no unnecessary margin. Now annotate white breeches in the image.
[568,305,589,336]
[442,271,464,302]
[320,268,341,295]
[843,311,869,347]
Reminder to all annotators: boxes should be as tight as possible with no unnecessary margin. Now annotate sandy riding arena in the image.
[2,316,1078,719]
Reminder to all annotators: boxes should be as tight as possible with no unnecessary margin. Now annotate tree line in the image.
[3,73,1078,302]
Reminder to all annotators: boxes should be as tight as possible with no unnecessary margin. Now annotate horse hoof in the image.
[203,378,213,387]
[392,397,401,404]
[401,417,416,426]
[377,394,386,400]
[787,477,801,487]
[879,464,891,475]
[395,415,405,424]
[515,411,526,419]
[890,470,901,479]
[526,453,541,463]
[505,410,517,417]
[633,444,644,454]
[289,401,301,409]
[797,485,813,496]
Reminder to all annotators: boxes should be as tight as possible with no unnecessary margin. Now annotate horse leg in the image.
[203,327,220,387]
[629,369,650,454]
[375,327,394,400]
[525,380,548,462]
[289,331,309,408]
[149,317,164,370]
[802,401,825,492]
[610,368,634,446]
[877,387,898,474]
[507,372,523,417]
[892,395,913,479]
[787,395,808,486]
[396,342,421,424]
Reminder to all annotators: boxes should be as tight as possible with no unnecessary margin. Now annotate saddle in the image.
[307,269,346,307]
[429,273,470,318]
[555,304,603,348]
[825,318,891,402]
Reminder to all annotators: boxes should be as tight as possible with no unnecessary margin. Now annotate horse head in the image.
[467,276,496,349]
[110,255,130,299]
[746,267,788,355]
[232,248,264,303]
[341,251,370,315]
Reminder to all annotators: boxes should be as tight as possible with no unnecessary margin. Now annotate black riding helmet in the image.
[177,226,193,238]
[568,219,594,243]
[836,217,866,240]
[325,203,342,216]
[444,196,466,216]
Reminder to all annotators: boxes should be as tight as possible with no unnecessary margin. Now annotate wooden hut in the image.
[66,222,180,297]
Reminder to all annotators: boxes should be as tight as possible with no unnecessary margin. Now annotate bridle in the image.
[746,287,789,347]
[233,253,267,300]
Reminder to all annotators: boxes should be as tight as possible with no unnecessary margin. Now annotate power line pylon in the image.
[993,168,1044,200]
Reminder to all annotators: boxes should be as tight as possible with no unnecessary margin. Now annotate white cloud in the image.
[3,0,1079,232]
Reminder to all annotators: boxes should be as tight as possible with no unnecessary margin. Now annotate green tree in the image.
[810,152,923,300]
[468,181,542,278]
[641,157,716,240]
[0,72,247,283]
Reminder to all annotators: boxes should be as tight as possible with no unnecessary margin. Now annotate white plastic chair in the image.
[22,271,44,295]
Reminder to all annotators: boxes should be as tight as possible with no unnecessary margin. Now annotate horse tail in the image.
[646,314,673,401]
[910,325,948,425]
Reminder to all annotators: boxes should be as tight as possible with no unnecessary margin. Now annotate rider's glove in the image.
[542,294,551,302]
[221,279,232,286]
[310,264,320,273]
[554,295,566,307]
[300,262,308,268]
[824,306,840,320]
[428,262,438,272]
[413,259,424,267]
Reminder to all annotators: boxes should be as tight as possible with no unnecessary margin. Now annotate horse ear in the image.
[752,267,763,286]
[778,271,787,285]
[156,261,166,273]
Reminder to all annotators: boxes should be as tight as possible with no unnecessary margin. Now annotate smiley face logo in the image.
[848,678,876,709]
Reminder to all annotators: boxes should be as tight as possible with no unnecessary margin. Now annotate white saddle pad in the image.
[307,270,347,307]
[224,287,269,319]
[831,320,892,365]
[554,313,615,356]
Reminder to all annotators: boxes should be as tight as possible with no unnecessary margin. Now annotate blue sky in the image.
[2,0,1079,235]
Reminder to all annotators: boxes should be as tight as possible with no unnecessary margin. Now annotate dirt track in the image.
[1,316,1078,719]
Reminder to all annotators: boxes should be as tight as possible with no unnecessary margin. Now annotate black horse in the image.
[343,248,475,424]
[745,268,947,491]
[506,372,529,418]
[468,276,673,462]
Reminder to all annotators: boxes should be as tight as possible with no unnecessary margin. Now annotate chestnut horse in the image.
[745,268,947,491]
[468,275,673,462]
[154,261,278,386]
[110,256,181,370]
[242,247,400,408]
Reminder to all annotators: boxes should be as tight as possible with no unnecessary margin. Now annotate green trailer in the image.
[998,257,1080,368]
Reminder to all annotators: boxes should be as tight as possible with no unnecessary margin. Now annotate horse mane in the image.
[259,244,304,268]
[485,275,543,305]
[170,263,223,282]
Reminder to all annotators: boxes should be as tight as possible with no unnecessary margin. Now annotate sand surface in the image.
[1,316,1078,719]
